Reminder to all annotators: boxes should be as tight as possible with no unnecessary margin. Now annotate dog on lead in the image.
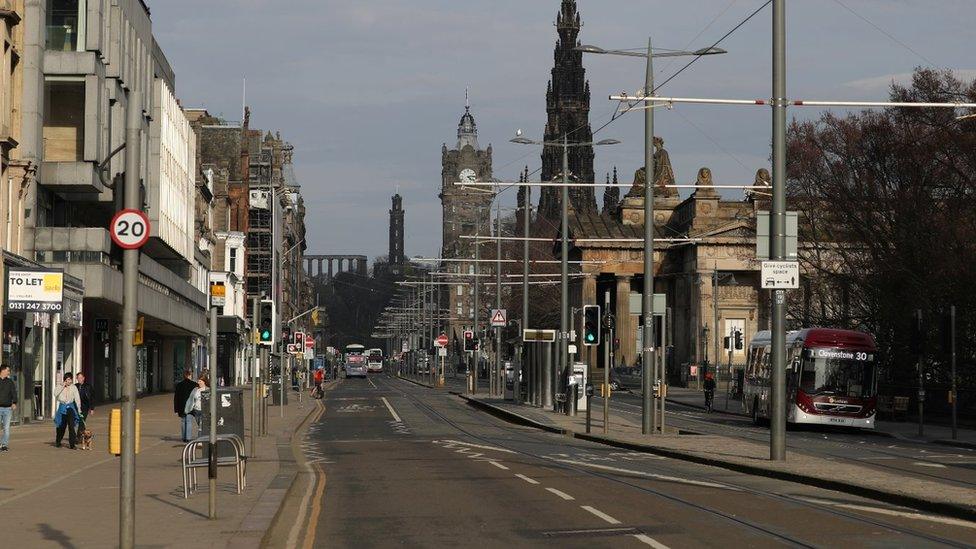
[80,429,94,450]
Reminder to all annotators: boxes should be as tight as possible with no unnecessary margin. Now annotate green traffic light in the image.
[261,330,272,341]
[586,334,595,342]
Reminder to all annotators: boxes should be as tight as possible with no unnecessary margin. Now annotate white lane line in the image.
[368,377,377,388]
[913,462,947,468]
[381,396,402,422]
[580,505,621,525]
[552,459,738,490]
[796,497,976,530]
[488,461,509,470]
[436,439,516,454]
[546,487,575,501]
[515,474,540,485]
[633,533,671,548]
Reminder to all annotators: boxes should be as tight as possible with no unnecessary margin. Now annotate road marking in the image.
[797,497,976,530]
[546,487,575,500]
[552,459,738,490]
[515,474,540,485]
[288,402,327,549]
[368,377,377,389]
[381,396,402,422]
[913,462,947,468]
[581,505,621,525]
[488,461,509,470]
[436,439,516,454]
[302,462,328,549]
[634,533,671,548]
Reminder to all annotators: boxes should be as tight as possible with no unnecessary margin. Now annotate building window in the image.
[229,248,237,273]
[46,0,87,52]
[456,303,462,317]
[468,265,474,275]
[43,79,85,161]
[456,285,463,296]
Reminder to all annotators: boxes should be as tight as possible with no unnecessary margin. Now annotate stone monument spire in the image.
[539,0,596,218]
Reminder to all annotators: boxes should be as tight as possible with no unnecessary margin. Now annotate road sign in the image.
[438,347,447,357]
[435,333,449,347]
[110,209,151,250]
[490,309,507,327]
[286,343,298,354]
[523,329,557,343]
[210,283,226,307]
[133,316,144,346]
[761,261,799,289]
[305,336,315,349]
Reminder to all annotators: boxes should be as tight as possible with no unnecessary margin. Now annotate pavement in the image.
[273,374,976,547]
[455,388,976,523]
[0,384,318,548]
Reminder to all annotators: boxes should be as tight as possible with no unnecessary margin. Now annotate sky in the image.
[150,0,975,261]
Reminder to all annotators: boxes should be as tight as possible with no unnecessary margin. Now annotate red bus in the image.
[744,328,878,429]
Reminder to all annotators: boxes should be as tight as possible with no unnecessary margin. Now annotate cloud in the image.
[842,69,976,93]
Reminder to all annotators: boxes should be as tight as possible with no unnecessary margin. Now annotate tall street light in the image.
[578,38,726,435]
[511,134,619,415]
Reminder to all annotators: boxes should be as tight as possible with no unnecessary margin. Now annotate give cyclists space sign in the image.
[110,209,151,249]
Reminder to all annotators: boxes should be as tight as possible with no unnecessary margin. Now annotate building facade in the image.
[15,0,207,406]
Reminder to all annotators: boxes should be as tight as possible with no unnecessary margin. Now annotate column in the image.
[317,259,324,277]
[615,275,633,367]
[328,259,334,280]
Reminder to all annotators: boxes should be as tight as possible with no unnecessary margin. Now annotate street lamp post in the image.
[510,135,619,415]
[578,39,725,435]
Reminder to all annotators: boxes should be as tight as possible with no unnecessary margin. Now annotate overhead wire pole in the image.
[560,134,570,414]
[119,90,142,549]
[770,0,787,461]
[472,215,480,394]
[641,37,657,435]
[522,177,530,404]
[495,199,502,398]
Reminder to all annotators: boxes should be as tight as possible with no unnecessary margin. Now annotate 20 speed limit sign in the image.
[110,209,151,249]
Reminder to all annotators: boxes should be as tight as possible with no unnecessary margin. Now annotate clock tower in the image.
[440,100,493,260]
[440,98,493,339]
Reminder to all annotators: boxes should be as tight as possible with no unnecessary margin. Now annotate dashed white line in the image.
[580,505,621,525]
[546,487,575,501]
[515,474,540,485]
[633,533,670,548]
[913,462,947,468]
[488,461,509,470]
[796,497,976,530]
[368,377,377,388]
[380,396,401,422]
[437,439,516,454]
[552,459,737,490]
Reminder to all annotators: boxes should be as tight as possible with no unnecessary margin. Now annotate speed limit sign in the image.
[110,209,151,249]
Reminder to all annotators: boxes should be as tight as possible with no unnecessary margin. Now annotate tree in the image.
[786,68,976,402]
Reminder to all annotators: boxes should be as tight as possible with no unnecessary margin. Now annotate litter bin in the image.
[270,379,289,406]
[200,388,245,458]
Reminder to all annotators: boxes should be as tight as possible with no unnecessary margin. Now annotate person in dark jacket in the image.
[703,372,717,413]
[0,364,17,451]
[174,369,197,442]
[75,372,95,430]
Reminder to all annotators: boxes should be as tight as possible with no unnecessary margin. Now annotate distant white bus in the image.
[366,348,384,373]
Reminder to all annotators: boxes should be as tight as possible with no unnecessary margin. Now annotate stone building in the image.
[565,141,772,385]
[538,0,597,218]
[440,100,493,342]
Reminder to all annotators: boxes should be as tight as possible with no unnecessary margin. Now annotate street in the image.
[270,375,976,548]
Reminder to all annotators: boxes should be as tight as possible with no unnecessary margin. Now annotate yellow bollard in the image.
[109,408,141,455]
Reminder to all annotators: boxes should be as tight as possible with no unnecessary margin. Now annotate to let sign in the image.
[761,261,799,289]
[6,269,64,313]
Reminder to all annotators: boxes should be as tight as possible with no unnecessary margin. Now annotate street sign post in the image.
[110,209,151,250]
[761,261,799,289]
[490,309,507,327]
[435,333,449,347]
[523,329,557,343]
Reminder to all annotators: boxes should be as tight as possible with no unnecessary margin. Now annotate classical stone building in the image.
[538,0,597,218]
[440,100,493,342]
[565,141,773,385]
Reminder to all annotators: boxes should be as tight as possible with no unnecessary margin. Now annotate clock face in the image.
[459,168,476,183]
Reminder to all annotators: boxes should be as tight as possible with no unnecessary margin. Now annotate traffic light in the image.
[258,299,275,347]
[734,329,744,350]
[723,336,731,351]
[281,326,292,347]
[463,330,475,352]
[582,305,600,346]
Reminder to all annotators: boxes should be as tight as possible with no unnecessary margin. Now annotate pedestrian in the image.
[174,369,197,442]
[0,364,17,451]
[183,375,209,438]
[312,367,324,398]
[54,372,82,449]
[75,372,94,431]
[703,372,716,413]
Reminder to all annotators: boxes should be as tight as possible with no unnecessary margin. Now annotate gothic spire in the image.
[457,90,479,150]
[539,0,596,218]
